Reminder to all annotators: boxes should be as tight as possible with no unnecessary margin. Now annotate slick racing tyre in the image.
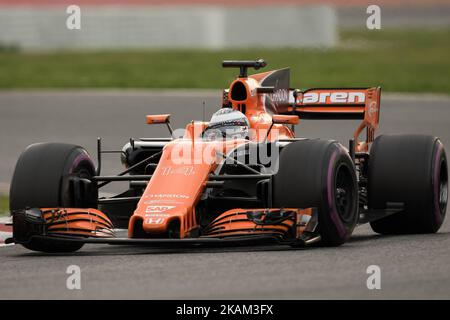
[10,143,97,252]
[368,135,448,234]
[273,140,359,246]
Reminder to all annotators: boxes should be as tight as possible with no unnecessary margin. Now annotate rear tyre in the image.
[10,143,97,252]
[273,140,359,246]
[369,135,448,234]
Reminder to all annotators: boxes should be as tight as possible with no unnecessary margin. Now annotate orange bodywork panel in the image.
[40,208,114,238]
[183,121,209,139]
[202,208,315,239]
[272,114,299,125]
[129,138,250,238]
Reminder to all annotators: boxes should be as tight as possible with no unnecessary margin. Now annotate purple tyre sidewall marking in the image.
[433,141,445,224]
[69,151,94,175]
[327,149,348,240]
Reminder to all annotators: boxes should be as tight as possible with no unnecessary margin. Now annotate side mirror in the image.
[272,115,299,125]
[146,114,171,124]
[146,114,173,136]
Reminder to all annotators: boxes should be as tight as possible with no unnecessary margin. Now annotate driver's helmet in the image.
[204,108,250,140]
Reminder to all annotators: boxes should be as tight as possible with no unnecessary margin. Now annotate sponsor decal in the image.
[145,205,175,213]
[146,217,165,225]
[160,166,195,176]
[144,213,170,217]
[268,88,289,104]
[145,200,182,204]
[301,91,366,104]
[368,101,378,117]
[146,194,190,199]
[144,200,184,205]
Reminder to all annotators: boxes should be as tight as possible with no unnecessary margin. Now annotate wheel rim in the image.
[76,167,92,180]
[334,164,356,223]
[65,157,96,208]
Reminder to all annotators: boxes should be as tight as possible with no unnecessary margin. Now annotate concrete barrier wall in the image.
[0,5,337,50]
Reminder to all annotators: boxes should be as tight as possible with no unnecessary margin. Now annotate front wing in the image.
[8,207,321,248]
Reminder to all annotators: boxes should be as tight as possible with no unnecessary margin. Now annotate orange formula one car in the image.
[7,59,448,252]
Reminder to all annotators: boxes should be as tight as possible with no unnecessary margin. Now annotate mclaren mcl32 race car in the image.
[7,59,448,252]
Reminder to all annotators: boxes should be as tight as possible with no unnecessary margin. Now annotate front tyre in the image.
[10,142,97,252]
[273,140,359,246]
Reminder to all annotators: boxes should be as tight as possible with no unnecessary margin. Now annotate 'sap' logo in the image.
[145,205,175,213]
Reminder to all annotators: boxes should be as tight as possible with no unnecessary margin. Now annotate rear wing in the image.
[287,87,380,120]
[284,87,382,152]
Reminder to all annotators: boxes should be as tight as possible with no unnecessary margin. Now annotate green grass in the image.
[1,28,450,93]
[0,195,9,216]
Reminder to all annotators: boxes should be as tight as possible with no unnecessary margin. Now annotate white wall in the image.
[0,5,337,50]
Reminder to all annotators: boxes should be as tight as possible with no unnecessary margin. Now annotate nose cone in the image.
[129,140,215,238]
[142,207,186,235]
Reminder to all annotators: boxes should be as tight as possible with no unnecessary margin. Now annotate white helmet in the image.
[204,108,249,140]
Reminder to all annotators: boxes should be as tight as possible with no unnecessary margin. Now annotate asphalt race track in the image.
[0,90,450,299]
